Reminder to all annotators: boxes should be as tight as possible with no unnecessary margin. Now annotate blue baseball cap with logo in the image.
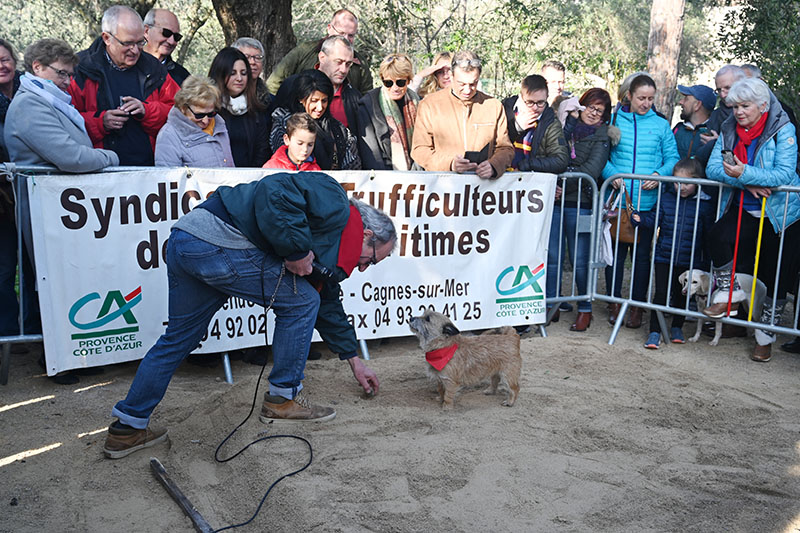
[677,84,717,112]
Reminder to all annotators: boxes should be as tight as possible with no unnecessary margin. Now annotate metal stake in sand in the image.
[727,191,745,317]
[747,197,767,322]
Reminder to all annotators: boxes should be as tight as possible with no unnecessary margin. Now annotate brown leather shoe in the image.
[625,307,643,329]
[570,312,592,331]
[751,343,772,362]
[703,301,738,319]
[103,424,169,459]
[607,303,621,325]
[259,391,336,423]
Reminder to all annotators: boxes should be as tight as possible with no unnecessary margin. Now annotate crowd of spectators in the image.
[2,5,800,369]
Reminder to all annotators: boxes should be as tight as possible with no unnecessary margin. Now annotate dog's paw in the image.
[689,334,701,343]
[501,400,515,407]
[709,338,719,346]
[482,386,497,395]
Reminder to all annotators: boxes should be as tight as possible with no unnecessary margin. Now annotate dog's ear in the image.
[442,323,460,337]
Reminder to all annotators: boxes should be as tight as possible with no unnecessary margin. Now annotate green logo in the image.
[495,264,544,304]
[68,287,141,340]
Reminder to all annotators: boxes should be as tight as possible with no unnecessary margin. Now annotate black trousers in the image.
[650,263,688,334]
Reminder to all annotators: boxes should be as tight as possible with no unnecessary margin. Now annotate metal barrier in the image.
[590,173,800,347]
[538,172,598,337]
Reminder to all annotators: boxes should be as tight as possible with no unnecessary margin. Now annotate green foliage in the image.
[718,0,800,112]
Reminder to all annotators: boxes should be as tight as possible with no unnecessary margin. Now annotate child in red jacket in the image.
[263,112,321,171]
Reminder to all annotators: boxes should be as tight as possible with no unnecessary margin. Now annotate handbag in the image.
[603,182,639,244]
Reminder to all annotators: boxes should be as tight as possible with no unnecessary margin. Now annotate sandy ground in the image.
[3,308,800,533]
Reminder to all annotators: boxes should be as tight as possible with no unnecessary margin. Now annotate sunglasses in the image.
[382,78,408,88]
[159,27,183,42]
[187,106,217,119]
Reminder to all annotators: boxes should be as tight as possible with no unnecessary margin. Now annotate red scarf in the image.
[425,344,458,371]
[733,112,768,164]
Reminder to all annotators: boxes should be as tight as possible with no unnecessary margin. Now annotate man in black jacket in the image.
[143,8,190,86]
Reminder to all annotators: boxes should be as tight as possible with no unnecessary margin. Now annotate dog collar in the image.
[425,344,458,371]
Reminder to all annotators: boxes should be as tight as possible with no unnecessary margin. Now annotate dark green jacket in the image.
[217,172,361,358]
[502,97,569,173]
[266,39,373,95]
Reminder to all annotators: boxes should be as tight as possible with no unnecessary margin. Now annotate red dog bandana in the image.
[425,344,458,371]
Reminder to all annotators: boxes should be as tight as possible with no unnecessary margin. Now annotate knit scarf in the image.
[225,94,248,116]
[378,88,418,170]
[569,121,598,159]
[0,71,21,123]
[20,73,87,134]
[511,98,537,170]
[734,111,768,164]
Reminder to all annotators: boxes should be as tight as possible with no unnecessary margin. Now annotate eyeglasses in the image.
[360,240,378,267]
[0,57,14,65]
[329,22,356,41]
[453,58,481,69]
[243,54,264,63]
[187,106,217,119]
[522,98,547,108]
[46,64,74,80]
[382,78,408,88]
[158,27,183,42]
[108,33,147,50]
[585,104,605,115]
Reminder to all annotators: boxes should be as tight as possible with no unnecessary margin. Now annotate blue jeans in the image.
[112,229,321,429]
[604,220,655,301]
[546,206,592,313]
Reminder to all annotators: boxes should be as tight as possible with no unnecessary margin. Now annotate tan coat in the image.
[411,89,514,178]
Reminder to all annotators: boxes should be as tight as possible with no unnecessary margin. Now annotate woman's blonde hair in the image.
[418,51,451,98]
[379,53,413,82]
[174,76,221,111]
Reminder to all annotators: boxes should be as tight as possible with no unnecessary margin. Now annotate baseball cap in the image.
[677,84,717,112]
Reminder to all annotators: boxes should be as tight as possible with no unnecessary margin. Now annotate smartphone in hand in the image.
[722,150,736,166]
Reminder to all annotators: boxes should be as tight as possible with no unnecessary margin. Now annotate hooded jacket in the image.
[154,107,234,167]
[502,96,568,174]
[68,37,179,154]
[263,144,321,171]
[602,106,680,211]
[706,92,800,233]
[216,172,364,357]
[411,89,514,178]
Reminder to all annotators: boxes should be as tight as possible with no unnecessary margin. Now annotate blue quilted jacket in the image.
[602,107,680,211]
[706,92,800,233]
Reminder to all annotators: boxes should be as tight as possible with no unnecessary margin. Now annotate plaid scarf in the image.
[378,88,418,170]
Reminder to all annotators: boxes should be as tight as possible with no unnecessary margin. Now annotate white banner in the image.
[27,169,555,375]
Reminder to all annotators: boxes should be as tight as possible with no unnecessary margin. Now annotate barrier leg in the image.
[655,310,670,347]
[359,339,370,361]
[221,352,233,384]
[1,343,9,385]
[607,302,629,345]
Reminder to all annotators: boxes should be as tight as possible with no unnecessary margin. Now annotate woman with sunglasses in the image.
[410,52,452,99]
[357,53,420,170]
[270,69,360,170]
[155,75,234,167]
[208,47,269,167]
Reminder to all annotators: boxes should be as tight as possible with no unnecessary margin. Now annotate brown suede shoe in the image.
[607,303,621,325]
[751,343,772,362]
[625,307,643,329]
[570,312,592,332]
[703,301,738,319]
[103,424,169,459]
[259,391,336,423]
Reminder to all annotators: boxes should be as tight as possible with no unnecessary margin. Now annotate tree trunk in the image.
[646,0,686,122]
[211,0,296,74]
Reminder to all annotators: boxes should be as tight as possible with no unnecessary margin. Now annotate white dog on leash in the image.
[678,269,767,346]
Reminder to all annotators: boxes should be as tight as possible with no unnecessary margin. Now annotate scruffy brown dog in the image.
[409,310,521,409]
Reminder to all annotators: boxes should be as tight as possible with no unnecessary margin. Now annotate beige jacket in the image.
[411,89,514,178]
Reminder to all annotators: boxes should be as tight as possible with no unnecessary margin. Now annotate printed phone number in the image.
[354,301,482,330]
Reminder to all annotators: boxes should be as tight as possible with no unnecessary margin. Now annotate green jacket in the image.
[217,172,361,358]
[266,39,373,95]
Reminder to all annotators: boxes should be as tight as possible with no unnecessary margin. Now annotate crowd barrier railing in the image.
[538,172,598,337]
[591,173,800,346]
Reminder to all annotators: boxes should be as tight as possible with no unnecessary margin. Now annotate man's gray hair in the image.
[741,63,762,79]
[350,198,397,247]
[101,5,142,33]
[321,35,352,56]
[143,8,156,26]
[233,37,265,55]
[726,77,771,112]
[452,50,481,74]
[541,59,565,72]
[716,64,745,81]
